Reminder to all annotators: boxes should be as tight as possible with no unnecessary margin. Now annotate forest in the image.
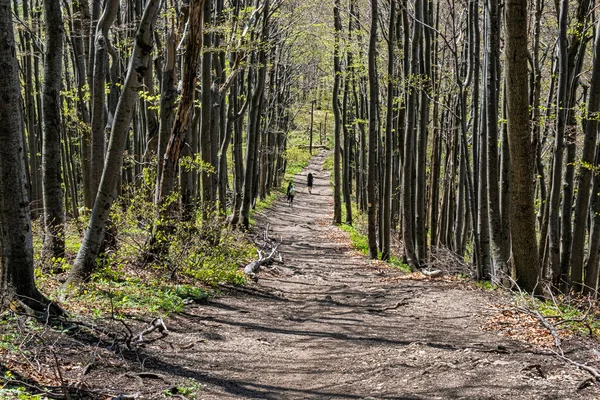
[2,0,600,397]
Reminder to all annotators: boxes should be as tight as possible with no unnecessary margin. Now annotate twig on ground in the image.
[131,317,168,347]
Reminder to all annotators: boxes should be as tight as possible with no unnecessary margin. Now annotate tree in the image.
[89,0,119,203]
[41,0,65,260]
[332,0,342,225]
[157,0,206,210]
[366,0,378,257]
[381,0,395,261]
[238,0,271,229]
[578,15,600,294]
[505,0,540,293]
[0,0,61,314]
[401,0,420,270]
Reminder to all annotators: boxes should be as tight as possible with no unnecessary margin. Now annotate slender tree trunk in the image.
[402,0,420,270]
[90,0,119,201]
[41,0,65,260]
[366,0,378,256]
[577,17,600,294]
[157,0,206,210]
[238,0,269,229]
[485,0,508,283]
[547,0,568,287]
[342,73,353,225]
[415,0,431,264]
[382,0,395,261]
[155,31,177,205]
[332,0,343,225]
[1,0,60,313]
[505,0,541,293]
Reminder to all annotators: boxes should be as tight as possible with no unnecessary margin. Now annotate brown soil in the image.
[8,153,600,399]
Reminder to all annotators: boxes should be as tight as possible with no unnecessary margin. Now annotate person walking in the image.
[307,172,314,194]
[287,181,296,207]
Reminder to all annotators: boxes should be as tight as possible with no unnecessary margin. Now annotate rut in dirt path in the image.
[154,153,597,399]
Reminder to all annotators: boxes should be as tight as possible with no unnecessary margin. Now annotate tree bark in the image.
[238,0,270,229]
[0,0,59,313]
[401,0,420,270]
[41,0,65,260]
[157,0,206,210]
[332,0,343,225]
[90,0,119,202]
[487,0,509,283]
[505,0,541,293]
[382,0,395,261]
[366,0,378,256]
[576,16,600,294]
[547,0,568,287]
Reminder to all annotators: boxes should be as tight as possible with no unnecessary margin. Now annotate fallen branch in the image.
[244,243,281,275]
[245,224,282,277]
[553,350,600,381]
[297,144,329,150]
[524,307,562,349]
[131,317,168,346]
[422,269,443,278]
[511,280,600,386]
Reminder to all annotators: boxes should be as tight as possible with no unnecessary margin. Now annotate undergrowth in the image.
[517,292,600,340]
[33,169,254,318]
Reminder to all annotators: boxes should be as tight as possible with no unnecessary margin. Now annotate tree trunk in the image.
[157,0,206,210]
[90,0,119,202]
[0,0,60,313]
[505,0,541,293]
[332,0,343,225]
[401,0,420,270]
[547,0,568,287]
[41,0,65,260]
[366,0,378,256]
[238,0,270,229]
[382,0,395,261]
[487,0,509,283]
[576,16,600,294]
[155,31,177,205]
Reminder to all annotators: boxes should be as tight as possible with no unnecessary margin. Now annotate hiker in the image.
[287,181,296,207]
[307,172,314,194]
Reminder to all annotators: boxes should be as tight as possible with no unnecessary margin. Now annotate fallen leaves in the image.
[482,305,572,348]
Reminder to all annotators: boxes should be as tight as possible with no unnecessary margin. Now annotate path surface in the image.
[139,154,597,399]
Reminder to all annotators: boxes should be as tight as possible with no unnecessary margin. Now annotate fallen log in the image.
[244,243,281,275]
[297,144,329,150]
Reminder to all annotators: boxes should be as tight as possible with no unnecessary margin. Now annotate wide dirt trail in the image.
[156,153,596,399]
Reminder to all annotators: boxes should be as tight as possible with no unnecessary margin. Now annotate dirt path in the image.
[132,154,598,399]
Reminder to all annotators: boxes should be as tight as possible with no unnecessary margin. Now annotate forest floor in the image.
[4,152,600,399]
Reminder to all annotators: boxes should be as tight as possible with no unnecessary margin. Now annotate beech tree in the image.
[505,0,540,292]
[41,0,65,259]
[0,0,60,314]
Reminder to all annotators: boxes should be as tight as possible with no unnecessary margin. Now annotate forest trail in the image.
[133,153,597,399]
